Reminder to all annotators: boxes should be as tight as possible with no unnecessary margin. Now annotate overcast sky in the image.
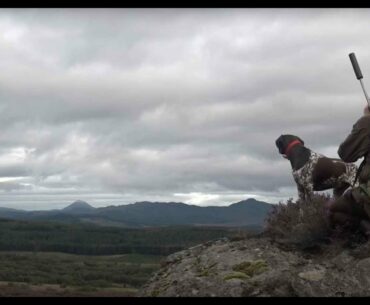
[0,8,369,210]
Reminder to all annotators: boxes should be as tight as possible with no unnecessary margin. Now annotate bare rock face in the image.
[139,236,370,297]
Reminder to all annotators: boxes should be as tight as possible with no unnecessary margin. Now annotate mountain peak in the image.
[63,200,95,212]
[229,198,258,206]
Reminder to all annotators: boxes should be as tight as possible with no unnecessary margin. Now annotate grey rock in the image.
[139,237,370,297]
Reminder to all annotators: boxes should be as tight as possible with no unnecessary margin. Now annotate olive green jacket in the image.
[338,114,370,185]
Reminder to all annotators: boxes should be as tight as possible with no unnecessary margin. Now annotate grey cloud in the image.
[0,9,369,209]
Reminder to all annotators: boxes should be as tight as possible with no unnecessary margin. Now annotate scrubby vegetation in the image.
[0,251,160,289]
[264,194,370,252]
[0,251,161,296]
[264,194,333,248]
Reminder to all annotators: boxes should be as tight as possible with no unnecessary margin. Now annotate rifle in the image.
[349,52,370,109]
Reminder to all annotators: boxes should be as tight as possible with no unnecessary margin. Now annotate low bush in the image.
[264,194,332,249]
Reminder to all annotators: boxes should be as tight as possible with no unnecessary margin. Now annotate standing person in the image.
[329,105,370,236]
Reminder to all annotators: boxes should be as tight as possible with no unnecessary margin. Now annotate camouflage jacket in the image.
[338,115,370,185]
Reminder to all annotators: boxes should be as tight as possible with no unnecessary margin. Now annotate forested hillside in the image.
[0,218,259,255]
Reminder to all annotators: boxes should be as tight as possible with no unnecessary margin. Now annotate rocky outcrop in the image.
[139,235,370,297]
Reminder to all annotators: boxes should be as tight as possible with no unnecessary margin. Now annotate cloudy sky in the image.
[0,8,369,210]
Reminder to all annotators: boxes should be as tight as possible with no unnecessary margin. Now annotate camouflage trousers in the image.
[328,183,370,229]
[351,182,370,219]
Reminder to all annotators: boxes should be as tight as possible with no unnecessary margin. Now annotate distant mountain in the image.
[62,200,95,214]
[0,198,274,228]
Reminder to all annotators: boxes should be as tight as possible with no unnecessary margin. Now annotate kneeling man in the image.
[329,104,370,235]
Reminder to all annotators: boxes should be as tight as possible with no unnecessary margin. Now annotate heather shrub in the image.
[264,194,332,248]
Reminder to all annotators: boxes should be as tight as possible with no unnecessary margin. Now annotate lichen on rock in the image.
[223,271,250,281]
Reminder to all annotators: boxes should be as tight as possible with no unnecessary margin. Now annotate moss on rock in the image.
[232,260,268,277]
[223,271,250,281]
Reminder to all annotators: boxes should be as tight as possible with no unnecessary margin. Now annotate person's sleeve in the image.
[338,116,370,162]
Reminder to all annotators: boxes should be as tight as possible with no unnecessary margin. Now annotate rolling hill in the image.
[0,199,273,228]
